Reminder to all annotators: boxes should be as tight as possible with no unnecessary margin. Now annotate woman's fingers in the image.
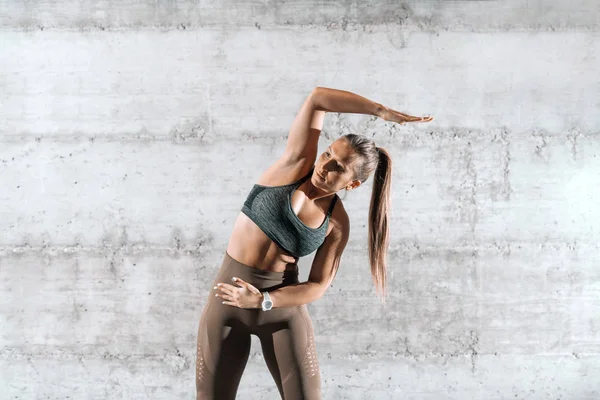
[214,283,235,295]
[215,290,238,306]
[214,287,233,299]
[217,293,233,301]
[232,277,261,295]
[419,116,434,122]
[402,113,432,122]
[388,108,433,124]
[231,277,244,287]
[214,278,261,309]
[231,277,249,287]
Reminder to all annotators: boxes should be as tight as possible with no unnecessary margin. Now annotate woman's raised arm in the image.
[282,86,432,168]
[281,88,325,167]
[312,86,385,115]
[313,86,432,123]
[282,86,384,166]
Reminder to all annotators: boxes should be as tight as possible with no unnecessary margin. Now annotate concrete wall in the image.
[1,1,599,399]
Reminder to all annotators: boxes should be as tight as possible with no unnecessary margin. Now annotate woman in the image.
[196,86,433,399]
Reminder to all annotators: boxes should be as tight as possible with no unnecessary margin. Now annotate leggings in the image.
[196,251,321,400]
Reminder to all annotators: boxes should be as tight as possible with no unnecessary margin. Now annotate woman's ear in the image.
[345,179,361,191]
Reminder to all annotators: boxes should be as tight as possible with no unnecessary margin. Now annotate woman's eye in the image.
[325,152,330,157]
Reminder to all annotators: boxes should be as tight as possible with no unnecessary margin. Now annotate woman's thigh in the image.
[256,304,321,400]
[196,297,254,400]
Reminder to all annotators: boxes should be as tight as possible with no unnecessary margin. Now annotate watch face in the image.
[264,300,273,310]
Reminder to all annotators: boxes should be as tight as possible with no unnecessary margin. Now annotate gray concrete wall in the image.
[1,1,599,399]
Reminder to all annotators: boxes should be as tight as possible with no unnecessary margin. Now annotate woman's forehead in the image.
[330,140,357,162]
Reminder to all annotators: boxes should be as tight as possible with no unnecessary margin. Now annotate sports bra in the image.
[241,166,338,258]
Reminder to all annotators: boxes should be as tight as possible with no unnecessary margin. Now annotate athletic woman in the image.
[196,86,433,399]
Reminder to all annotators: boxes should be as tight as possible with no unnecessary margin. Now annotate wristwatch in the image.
[261,291,273,311]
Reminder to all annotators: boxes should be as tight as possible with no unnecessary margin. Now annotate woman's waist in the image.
[226,239,299,273]
[216,250,299,289]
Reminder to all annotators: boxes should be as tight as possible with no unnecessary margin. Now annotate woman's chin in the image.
[312,175,326,187]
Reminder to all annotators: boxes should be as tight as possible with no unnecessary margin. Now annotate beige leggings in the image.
[196,251,321,399]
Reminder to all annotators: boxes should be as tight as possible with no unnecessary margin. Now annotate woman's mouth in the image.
[316,172,325,180]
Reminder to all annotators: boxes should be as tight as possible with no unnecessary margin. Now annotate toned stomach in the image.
[225,212,300,272]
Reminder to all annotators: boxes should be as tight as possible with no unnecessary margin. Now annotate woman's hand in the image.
[214,277,263,309]
[378,105,433,124]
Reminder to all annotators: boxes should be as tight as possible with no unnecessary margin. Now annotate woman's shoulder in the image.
[254,158,314,187]
[327,196,350,236]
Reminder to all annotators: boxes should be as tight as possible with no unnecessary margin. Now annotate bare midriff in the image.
[225,212,300,273]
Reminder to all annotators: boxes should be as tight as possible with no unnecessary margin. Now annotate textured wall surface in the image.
[1,1,599,399]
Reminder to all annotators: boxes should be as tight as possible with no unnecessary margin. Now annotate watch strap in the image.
[261,291,272,311]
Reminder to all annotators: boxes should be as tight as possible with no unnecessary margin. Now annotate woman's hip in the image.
[199,251,301,326]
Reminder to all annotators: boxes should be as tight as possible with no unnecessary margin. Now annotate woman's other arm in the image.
[214,205,350,309]
[267,209,350,308]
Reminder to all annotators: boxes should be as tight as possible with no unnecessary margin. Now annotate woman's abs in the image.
[226,212,299,272]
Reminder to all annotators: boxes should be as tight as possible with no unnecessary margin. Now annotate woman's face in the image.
[312,139,360,192]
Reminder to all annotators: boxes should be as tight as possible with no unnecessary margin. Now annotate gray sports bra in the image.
[241,166,338,258]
